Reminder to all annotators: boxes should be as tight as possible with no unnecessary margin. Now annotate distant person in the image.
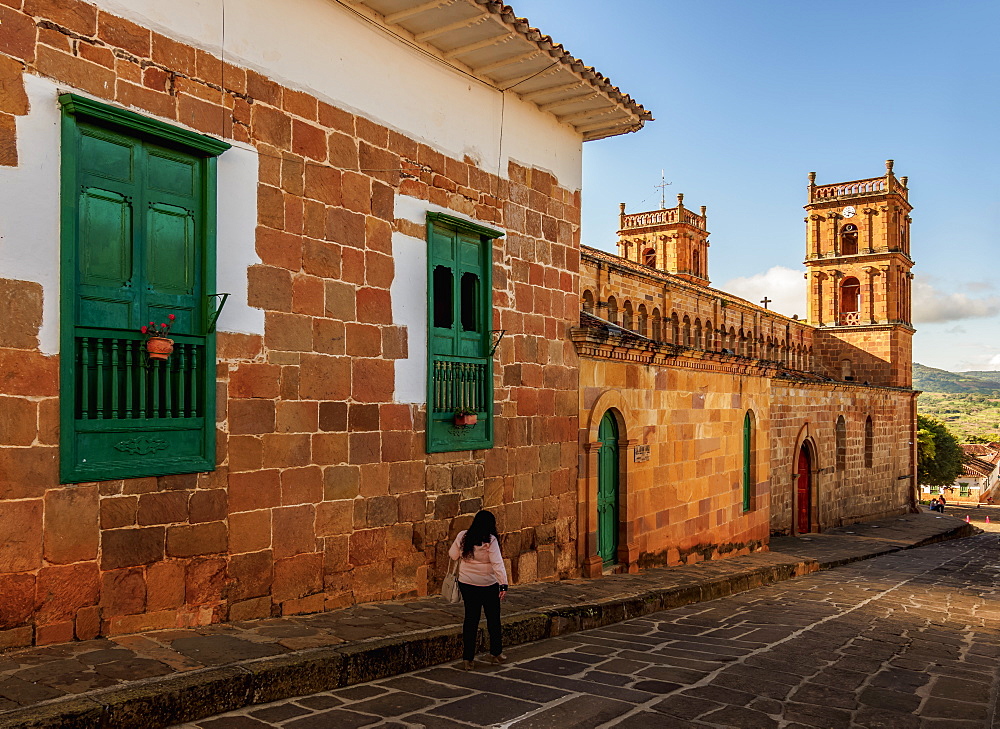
[449,510,509,670]
[929,498,940,512]
[939,494,947,512]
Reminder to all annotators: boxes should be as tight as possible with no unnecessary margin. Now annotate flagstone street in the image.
[176,528,1000,729]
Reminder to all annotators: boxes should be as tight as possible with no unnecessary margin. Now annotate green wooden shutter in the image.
[143,145,205,335]
[59,95,228,484]
[425,213,502,453]
[597,411,620,565]
[75,127,141,331]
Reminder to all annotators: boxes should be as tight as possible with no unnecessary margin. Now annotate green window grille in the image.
[929,485,940,495]
[742,411,753,511]
[960,483,970,497]
[425,213,502,453]
[59,94,229,483]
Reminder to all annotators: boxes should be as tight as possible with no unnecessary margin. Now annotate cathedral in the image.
[573,161,916,575]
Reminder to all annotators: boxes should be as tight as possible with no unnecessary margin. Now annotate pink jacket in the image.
[448,531,508,587]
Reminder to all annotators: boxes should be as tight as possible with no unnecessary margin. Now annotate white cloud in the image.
[965,280,995,293]
[911,279,1000,323]
[950,353,1000,372]
[721,266,806,319]
[719,268,1000,335]
[945,325,967,334]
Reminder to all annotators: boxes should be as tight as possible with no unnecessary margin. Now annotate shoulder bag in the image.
[442,557,461,604]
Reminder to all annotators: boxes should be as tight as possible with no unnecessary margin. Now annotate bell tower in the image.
[804,160,914,387]
[617,194,710,285]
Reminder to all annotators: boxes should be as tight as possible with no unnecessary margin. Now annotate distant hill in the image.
[960,371,1000,383]
[913,363,1000,394]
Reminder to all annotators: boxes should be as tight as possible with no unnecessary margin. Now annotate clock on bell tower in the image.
[803,160,914,387]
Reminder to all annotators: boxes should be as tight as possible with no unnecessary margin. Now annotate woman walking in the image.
[448,510,509,670]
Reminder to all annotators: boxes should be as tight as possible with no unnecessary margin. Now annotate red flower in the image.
[141,326,148,334]
[168,314,176,321]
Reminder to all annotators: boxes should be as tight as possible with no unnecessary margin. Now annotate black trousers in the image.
[458,582,502,660]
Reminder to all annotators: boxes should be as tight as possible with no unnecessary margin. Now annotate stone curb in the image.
[0,520,976,729]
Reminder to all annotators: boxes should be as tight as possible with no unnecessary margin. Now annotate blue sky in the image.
[513,0,1000,373]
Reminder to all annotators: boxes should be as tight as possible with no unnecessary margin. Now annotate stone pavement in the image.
[181,529,1000,729]
[934,503,1000,534]
[0,511,976,729]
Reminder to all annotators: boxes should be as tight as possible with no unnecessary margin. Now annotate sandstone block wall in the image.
[576,351,772,574]
[0,0,581,648]
[574,336,914,563]
[768,383,915,534]
[813,326,913,388]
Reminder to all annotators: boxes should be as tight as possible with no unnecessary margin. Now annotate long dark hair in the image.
[461,510,499,558]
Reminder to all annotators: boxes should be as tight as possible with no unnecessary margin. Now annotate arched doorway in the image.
[597,411,620,565]
[797,443,812,534]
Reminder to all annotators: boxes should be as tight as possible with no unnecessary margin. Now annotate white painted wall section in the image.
[391,194,504,405]
[90,0,584,190]
[390,228,427,404]
[214,146,264,336]
[0,74,60,354]
[0,75,262,356]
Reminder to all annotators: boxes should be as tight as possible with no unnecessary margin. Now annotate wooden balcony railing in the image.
[76,334,206,421]
[431,358,490,413]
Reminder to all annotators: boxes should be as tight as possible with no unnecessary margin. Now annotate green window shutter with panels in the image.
[425,213,502,453]
[59,94,229,483]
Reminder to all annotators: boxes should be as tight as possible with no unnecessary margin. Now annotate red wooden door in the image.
[797,445,811,533]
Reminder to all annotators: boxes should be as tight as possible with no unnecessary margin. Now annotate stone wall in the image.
[575,341,772,576]
[768,382,915,534]
[812,326,913,388]
[0,0,581,648]
[573,330,915,566]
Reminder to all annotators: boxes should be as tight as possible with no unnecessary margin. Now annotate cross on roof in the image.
[761,297,772,309]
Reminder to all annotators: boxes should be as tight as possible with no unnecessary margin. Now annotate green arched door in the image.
[597,411,620,565]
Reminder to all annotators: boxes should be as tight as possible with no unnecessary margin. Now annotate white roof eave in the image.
[345,0,653,141]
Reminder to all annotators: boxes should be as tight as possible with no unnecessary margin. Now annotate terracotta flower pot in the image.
[454,413,478,427]
[146,336,174,361]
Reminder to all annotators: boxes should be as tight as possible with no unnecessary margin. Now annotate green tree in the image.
[966,434,992,444]
[917,415,965,487]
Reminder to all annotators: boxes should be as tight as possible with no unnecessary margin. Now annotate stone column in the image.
[619,438,640,574]
[832,270,843,325]
[865,267,878,324]
[581,441,603,578]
